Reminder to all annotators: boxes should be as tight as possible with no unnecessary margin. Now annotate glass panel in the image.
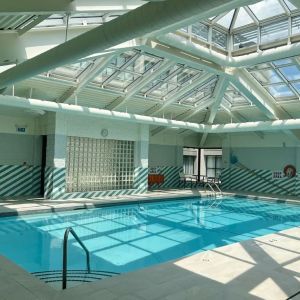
[292,82,300,92]
[110,50,138,68]
[216,11,235,29]
[206,156,215,168]
[292,15,300,35]
[273,58,293,66]
[225,86,252,107]
[266,84,296,99]
[128,53,161,75]
[233,28,258,50]
[179,78,217,106]
[251,69,283,84]
[279,65,300,81]
[249,0,285,20]
[284,0,298,11]
[216,157,222,169]
[183,156,195,175]
[192,22,209,41]
[207,169,215,178]
[234,7,255,29]
[261,19,289,44]
[212,29,227,49]
[50,61,92,80]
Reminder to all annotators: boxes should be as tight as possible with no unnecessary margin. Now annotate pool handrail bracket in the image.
[62,227,91,289]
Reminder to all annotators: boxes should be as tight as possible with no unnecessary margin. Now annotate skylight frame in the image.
[247,57,300,103]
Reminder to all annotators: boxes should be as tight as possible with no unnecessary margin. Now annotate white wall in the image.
[223,132,299,171]
[0,133,42,165]
[149,144,183,167]
[0,112,38,135]
[56,113,141,141]
[0,110,42,166]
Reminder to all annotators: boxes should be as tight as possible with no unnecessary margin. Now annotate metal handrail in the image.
[204,182,223,197]
[204,182,216,197]
[211,182,223,195]
[62,227,91,289]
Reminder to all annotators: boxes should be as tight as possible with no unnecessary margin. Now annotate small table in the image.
[148,174,164,188]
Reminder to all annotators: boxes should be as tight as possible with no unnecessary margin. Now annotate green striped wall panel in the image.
[221,167,299,196]
[0,165,41,197]
[149,166,184,189]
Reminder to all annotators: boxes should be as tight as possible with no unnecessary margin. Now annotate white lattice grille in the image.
[66,137,134,192]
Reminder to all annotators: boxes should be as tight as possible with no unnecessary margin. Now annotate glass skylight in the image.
[92,50,163,92]
[47,60,94,81]
[178,0,300,54]
[139,65,202,100]
[216,11,235,29]
[248,0,286,20]
[266,84,296,99]
[177,76,218,106]
[233,8,255,29]
[223,85,252,108]
[247,57,300,103]
[279,65,300,81]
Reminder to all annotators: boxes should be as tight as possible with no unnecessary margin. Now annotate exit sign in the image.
[17,127,26,133]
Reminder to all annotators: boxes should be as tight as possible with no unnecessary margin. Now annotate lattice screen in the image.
[66,137,134,192]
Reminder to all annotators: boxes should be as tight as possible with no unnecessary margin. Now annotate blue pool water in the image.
[1,196,300,276]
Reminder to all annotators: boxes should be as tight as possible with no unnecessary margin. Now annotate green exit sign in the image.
[17,127,26,133]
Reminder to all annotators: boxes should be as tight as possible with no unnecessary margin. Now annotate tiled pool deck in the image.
[1,189,300,299]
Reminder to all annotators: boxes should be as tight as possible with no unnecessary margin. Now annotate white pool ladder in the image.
[204,182,223,198]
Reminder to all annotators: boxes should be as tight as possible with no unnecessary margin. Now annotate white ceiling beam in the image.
[4,95,300,134]
[57,55,114,103]
[231,70,300,142]
[150,96,216,136]
[143,40,225,76]
[105,60,174,111]
[200,78,229,146]
[221,103,265,139]
[230,70,278,120]
[156,33,300,68]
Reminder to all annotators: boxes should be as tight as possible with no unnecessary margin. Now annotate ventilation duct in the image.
[0,0,261,90]
[2,95,300,134]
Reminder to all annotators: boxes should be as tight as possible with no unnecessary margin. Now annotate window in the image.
[183,155,196,175]
[205,155,222,179]
[66,137,134,192]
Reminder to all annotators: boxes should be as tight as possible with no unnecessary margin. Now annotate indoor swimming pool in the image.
[0,196,300,286]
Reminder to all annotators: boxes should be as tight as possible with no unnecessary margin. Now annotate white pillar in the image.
[134,124,149,192]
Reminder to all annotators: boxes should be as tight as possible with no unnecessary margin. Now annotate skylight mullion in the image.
[178,77,217,105]
[143,66,183,96]
[229,8,239,33]
[244,6,259,25]
[102,52,140,86]
[278,0,292,15]
[211,12,228,25]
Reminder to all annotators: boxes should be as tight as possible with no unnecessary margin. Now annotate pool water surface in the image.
[0,196,299,277]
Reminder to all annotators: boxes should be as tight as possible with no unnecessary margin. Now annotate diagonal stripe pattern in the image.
[149,166,184,189]
[0,165,41,197]
[221,167,298,196]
